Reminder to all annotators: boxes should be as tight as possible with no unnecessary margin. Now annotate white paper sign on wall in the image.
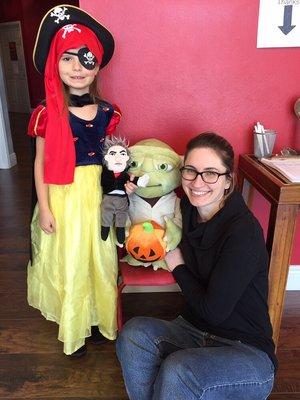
[257,0,300,48]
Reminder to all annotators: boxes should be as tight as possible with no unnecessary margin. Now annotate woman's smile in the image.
[190,189,211,196]
[182,147,231,220]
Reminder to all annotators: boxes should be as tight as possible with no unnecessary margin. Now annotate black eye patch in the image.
[64,47,97,70]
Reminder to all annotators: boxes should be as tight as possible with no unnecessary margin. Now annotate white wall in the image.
[0,49,17,169]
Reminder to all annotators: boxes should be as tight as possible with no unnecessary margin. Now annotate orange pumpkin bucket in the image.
[125,221,167,262]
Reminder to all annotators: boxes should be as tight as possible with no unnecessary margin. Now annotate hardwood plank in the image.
[0,271,27,293]
[281,292,300,315]
[272,349,300,393]
[0,319,61,354]
[277,316,300,349]
[0,253,29,272]
[0,291,39,320]
[0,239,29,255]
[0,352,127,399]
[0,398,127,400]
[269,395,300,400]
[0,319,119,355]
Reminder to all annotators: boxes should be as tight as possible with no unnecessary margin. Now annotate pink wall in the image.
[82,0,299,150]
[81,0,300,263]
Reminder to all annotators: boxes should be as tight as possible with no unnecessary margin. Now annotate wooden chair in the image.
[117,261,176,331]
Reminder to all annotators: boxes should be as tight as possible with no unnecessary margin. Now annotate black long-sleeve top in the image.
[172,190,278,370]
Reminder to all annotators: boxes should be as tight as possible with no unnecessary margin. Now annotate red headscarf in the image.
[44,24,104,184]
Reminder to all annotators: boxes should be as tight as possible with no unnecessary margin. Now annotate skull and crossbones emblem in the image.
[61,24,82,39]
[50,7,70,24]
[84,51,96,66]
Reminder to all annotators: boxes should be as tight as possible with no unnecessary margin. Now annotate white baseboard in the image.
[10,152,17,167]
[0,151,17,169]
[123,265,300,293]
[286,265,300,290]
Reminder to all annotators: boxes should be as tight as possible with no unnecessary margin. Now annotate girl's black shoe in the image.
[69,344,87,358]
[91,326,107,344]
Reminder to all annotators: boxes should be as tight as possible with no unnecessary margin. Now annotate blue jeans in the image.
[116,316,274,400]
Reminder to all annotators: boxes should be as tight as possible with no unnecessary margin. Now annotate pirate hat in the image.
[33,4,115,73]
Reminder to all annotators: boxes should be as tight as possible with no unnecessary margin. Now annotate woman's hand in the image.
[165,248,185,272]
[39,208,56,234]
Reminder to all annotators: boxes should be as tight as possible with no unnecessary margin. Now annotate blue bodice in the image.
[69,102,114,166]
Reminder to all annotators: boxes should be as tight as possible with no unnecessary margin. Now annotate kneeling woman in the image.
[116,132,277,400]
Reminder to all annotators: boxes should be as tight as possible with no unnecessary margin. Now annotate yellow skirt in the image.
[28,165,118,355]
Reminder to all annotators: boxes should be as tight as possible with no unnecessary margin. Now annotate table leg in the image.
[266,203,299,346]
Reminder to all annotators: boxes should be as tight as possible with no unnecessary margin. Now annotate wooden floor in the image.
[0,113,299,399]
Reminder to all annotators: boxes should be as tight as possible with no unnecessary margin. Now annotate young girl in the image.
[27,5,121,356]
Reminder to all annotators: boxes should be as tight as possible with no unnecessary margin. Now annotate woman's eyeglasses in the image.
[180,167,229,184]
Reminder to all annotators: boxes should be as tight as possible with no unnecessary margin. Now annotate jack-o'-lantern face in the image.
[126,221,166,262]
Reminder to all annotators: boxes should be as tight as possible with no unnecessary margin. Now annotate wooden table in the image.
[237,154,300,346]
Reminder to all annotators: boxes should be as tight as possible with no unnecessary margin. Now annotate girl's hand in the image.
[39,209,56,234]
[165,248,185,272]
[125,174,138,195]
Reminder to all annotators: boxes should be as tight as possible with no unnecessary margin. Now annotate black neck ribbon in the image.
[69,93,94,107]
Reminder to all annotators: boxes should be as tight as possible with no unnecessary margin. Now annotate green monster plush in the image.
[123,138,182,270]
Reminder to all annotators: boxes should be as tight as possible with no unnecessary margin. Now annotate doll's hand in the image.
[39,208,56,234]
[164,248,185,272]
[136,174,149,188]
[125,174,138,195]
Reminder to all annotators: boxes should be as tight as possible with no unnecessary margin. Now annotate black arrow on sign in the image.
[278,5,296,35]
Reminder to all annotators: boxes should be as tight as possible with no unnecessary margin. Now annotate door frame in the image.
[0,21,31,113]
